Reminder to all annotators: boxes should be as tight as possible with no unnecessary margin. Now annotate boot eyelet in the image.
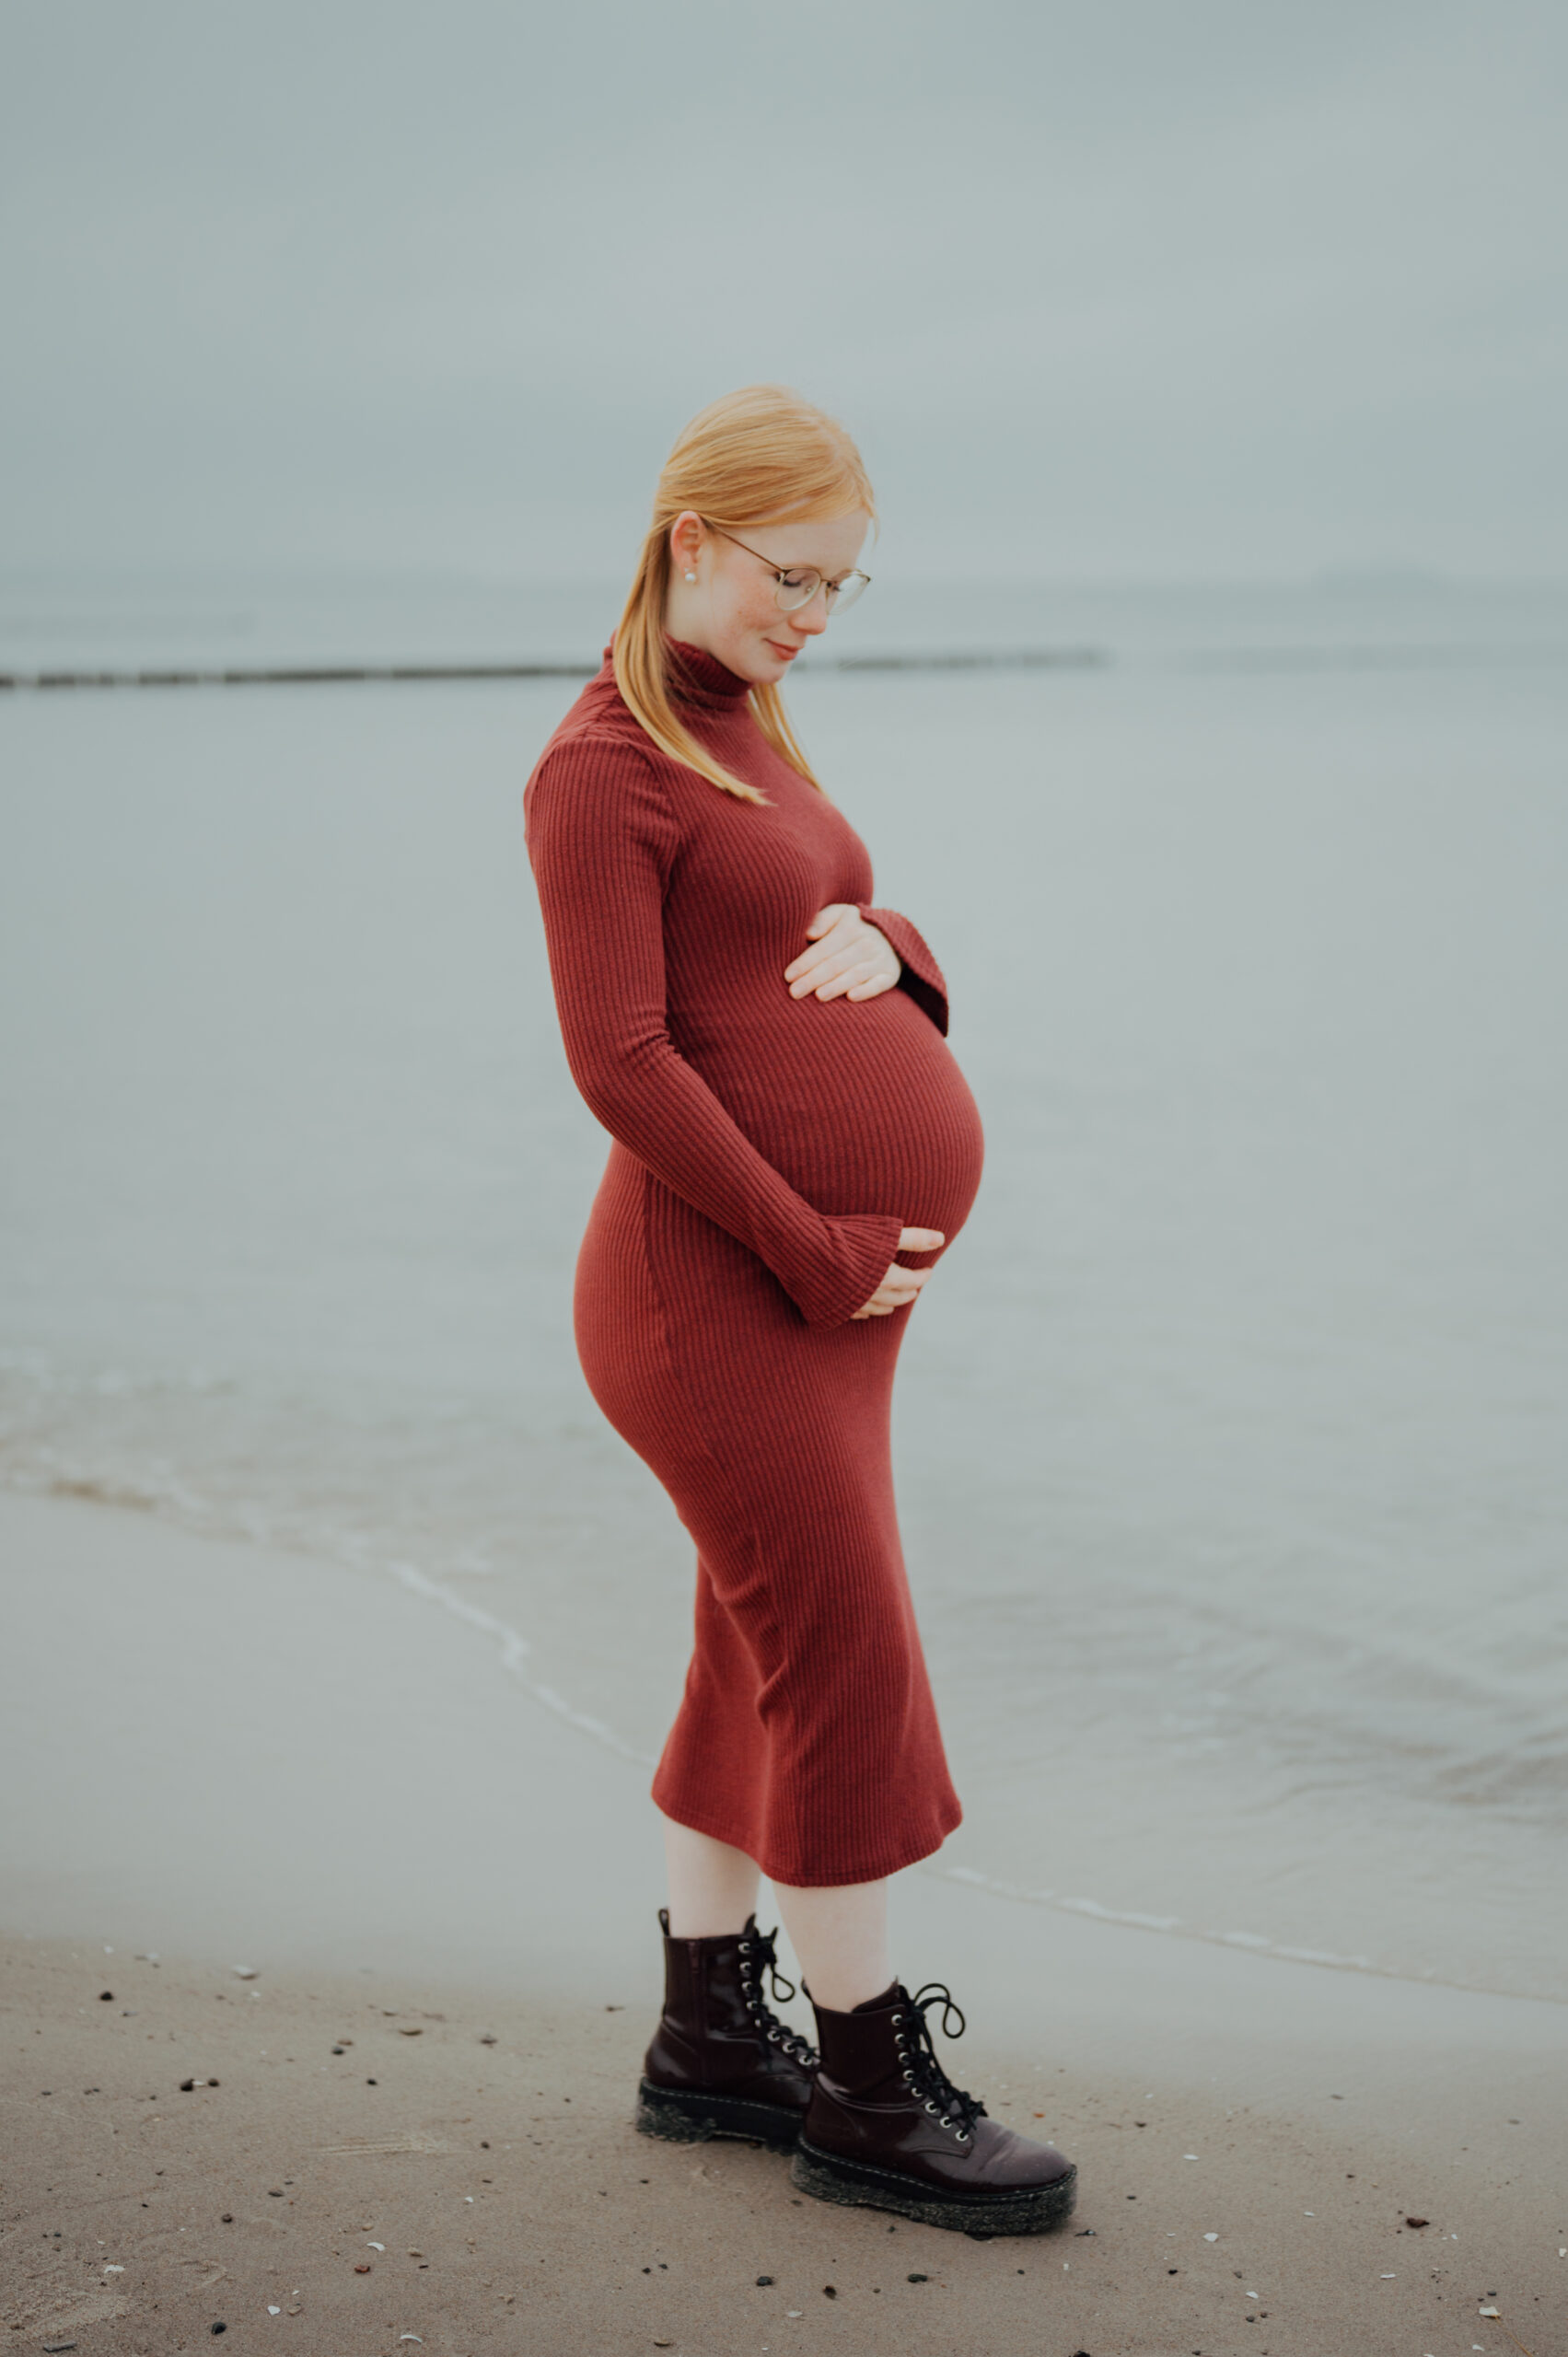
[889,2012,902,2024]
[923,2099,938,2115]
[900,2069,914,2083]
[956,2129,971,2143]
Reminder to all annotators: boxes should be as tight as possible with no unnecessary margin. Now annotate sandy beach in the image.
[5,1489,1565,2356]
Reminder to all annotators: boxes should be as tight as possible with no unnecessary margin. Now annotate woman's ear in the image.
[668,510,704,577]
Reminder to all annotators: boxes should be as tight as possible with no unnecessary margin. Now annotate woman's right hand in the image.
[849,1227,946,1319]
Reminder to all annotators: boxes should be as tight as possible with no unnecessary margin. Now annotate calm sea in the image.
[3,574,1564,2003]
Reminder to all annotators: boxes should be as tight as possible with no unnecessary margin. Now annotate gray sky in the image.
[3,0,1564,582]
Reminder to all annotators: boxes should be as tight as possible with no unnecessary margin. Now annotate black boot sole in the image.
[635,2079,805,2150]
[791,2137,1077,2236]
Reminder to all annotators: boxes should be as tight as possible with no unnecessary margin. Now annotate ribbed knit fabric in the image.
[523,641,985,1885]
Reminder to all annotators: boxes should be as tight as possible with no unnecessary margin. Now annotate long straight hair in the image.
[612,385,876,806]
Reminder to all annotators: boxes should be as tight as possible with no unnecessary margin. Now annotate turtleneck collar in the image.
[663,637,755,710]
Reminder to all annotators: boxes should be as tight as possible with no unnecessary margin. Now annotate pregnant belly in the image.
[683,985,986,1245]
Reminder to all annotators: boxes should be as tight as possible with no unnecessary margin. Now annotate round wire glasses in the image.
[708,524,871,615]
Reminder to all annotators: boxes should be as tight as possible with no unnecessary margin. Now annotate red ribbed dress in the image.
[523,642,985,1886]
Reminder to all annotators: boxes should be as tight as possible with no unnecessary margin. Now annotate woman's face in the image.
[664,507,872,687]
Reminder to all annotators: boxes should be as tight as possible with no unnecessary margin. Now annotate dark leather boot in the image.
[792,1980,1077,2235]
[636,1910,818,2149]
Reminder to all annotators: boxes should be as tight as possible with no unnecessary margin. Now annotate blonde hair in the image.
[612,384,876,806]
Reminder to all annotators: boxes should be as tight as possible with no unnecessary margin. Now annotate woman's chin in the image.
[708,634,802,688]
[753,644,802,683]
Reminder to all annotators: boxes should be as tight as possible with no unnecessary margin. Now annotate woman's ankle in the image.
[663,1908,753,1941]
[804,1969,898,2014]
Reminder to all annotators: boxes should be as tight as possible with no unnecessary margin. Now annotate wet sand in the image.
[4,1489,1566,2354]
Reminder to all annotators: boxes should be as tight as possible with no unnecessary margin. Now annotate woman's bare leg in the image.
[772,1878,891,2013]
[662,1817,761,1937]
[661,1820,892,2011]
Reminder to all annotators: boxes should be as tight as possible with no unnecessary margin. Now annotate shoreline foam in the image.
[5,1469,1561,2009]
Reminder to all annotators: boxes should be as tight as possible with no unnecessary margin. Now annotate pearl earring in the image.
[684,570,697,583]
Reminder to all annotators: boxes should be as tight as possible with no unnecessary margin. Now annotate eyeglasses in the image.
[706,524,871,615]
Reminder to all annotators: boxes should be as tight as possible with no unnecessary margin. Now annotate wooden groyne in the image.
[832,647,1108,672]
[0,660,600,692]
[0,647,1111,692]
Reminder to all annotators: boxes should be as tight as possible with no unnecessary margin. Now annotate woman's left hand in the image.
[784,904,901,1004]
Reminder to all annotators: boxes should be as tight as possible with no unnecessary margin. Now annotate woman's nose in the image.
[790,586,831,637]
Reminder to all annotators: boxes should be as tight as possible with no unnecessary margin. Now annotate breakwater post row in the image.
[0,648,1109,692]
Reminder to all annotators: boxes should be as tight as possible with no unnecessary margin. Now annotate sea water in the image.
[3,576,1564,2003]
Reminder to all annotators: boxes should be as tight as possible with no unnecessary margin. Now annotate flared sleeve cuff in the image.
[855,904,951,1038]
[788,1209,907,1329]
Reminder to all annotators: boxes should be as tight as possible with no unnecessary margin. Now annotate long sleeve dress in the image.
[523,640,985,1885]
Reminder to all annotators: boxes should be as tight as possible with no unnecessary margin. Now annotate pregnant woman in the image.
[524,385,1075,2235]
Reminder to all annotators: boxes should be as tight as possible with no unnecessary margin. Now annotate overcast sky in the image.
[3,1,1564,583]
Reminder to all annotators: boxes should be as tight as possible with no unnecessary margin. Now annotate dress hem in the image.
[650,1786,963,1890]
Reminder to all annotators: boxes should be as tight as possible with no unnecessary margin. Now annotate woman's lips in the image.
[765,639,800,660]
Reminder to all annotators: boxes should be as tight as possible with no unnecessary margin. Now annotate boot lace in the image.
[737,1924,819,2068]
[889,1983,986,2142]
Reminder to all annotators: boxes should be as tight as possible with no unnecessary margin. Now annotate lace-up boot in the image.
[636,1910,818,2148]
[793,1980,1076,2235]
